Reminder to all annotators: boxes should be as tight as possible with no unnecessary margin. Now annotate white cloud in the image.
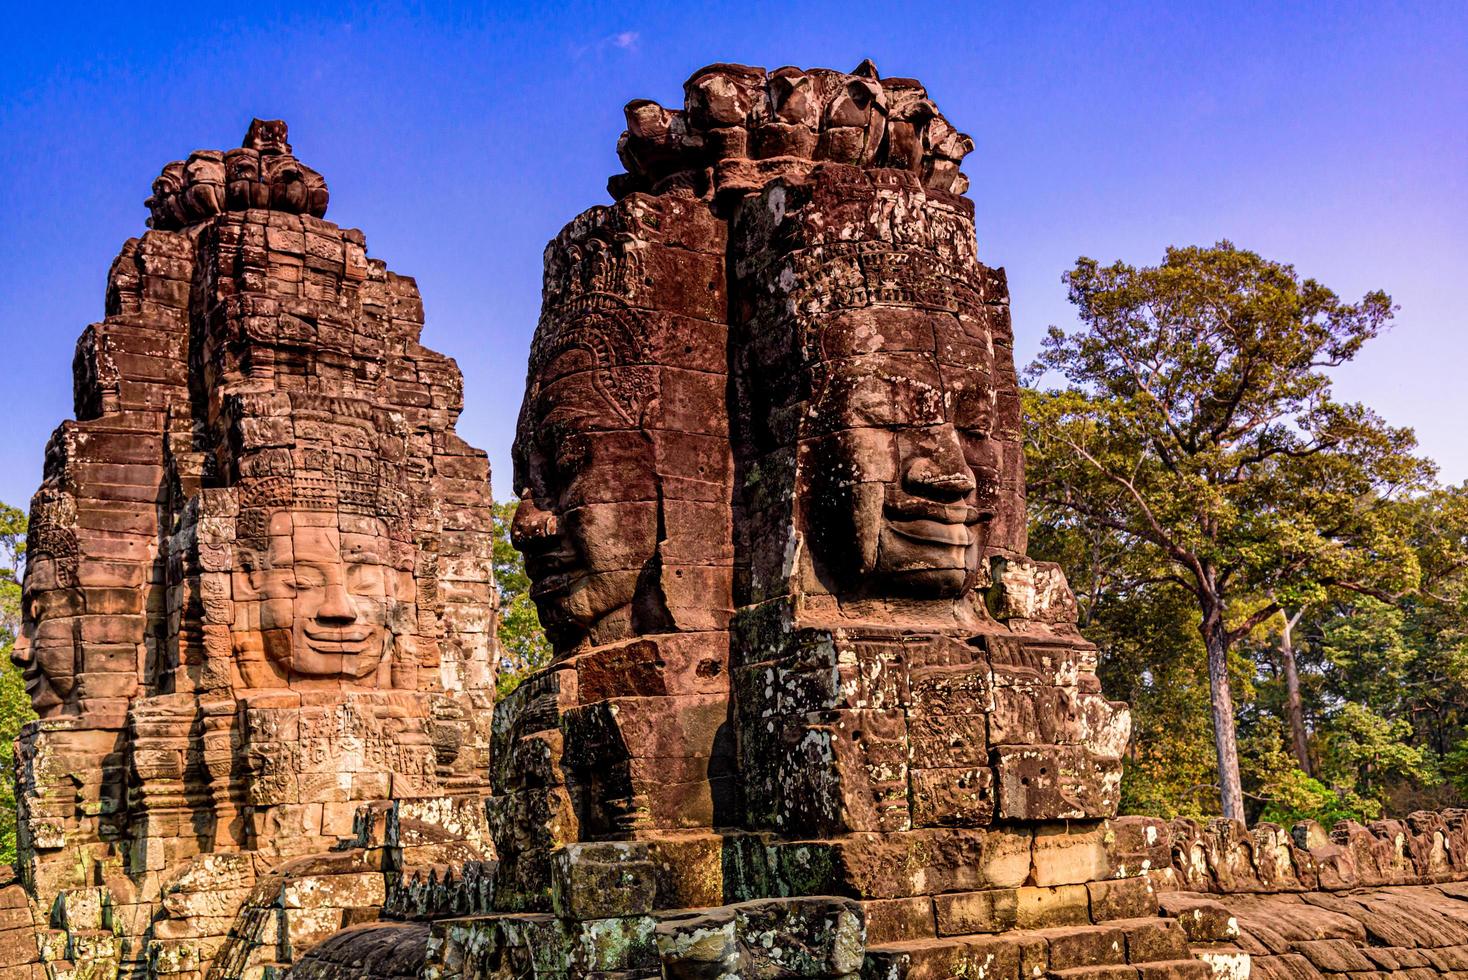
[570,30,641,59]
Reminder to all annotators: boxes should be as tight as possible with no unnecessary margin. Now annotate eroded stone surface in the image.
[1188,883,1468,979]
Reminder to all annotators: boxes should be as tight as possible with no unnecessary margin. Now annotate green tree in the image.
[1244,717,1379,826]
[1097,583,1226,819]
[1320,701,1438,802]
[1026,242,1431,820]
[491,501,552,698]
[0,502,33,864]
[1027,476,1223,818]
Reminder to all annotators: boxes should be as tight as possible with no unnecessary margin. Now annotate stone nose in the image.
[510,494,559,549]
[317,582,358,624]
[903,426,977,500]
[9,626,31,669]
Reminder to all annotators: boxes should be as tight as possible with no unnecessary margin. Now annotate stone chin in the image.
[256,625,388,682]
[11,634,70,718]
[23,675,67,718]
[530,567,639,650]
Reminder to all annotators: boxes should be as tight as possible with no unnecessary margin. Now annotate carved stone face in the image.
[804,319,1000,598]
[245,118,292,155]
[10,556,77,716]
[512,340,657,651]
[183,151,225,218]
[263,154,308,213]
[234,513,400,682]
[12,490,83,717]
[224,148,264,210]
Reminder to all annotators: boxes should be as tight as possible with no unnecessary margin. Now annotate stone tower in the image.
[7,120,499,979]
[424,62,1150,979]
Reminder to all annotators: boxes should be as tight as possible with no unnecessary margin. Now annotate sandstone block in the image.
[1033,822,1113,887]
[551,842,657,920]
[1088,876,1160,922]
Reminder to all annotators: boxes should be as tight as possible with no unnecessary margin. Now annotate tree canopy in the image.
[1026,242,1437,819]
[0,502,33,864]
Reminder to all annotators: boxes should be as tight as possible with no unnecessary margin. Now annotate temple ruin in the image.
[7,62,1468,980]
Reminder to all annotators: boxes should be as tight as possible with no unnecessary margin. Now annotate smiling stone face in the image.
[10,119,502,978]
[731,164,1024,611]
[511,309,658,651]
[510,193,733,658]
[233,515,401,683]
[11,556,77,717]
[803,336,1002,598]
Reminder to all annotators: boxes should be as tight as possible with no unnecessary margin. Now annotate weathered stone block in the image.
[1087,876,1159,923]
[995,747,1121,821]
[552,842,657,920]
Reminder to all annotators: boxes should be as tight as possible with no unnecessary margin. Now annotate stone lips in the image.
[9,120,498,978]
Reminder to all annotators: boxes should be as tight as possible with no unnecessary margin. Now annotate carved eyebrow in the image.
[540,403,602,429]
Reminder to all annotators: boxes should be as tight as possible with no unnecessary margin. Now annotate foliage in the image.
[1319,701,1439,799]
[1103,592,1222,820]
[491,500,552,698]
[0,502,32,865]
[1442,741,1468,799]
[1026,241,1431,819]
[1258,772,1379,828]
[1242,716,1378,825]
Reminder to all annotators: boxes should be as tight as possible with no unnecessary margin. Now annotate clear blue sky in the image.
[2,2,1464,508]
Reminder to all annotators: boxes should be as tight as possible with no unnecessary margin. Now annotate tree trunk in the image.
[1202,609,1247,822]
[1280,607,1311,775]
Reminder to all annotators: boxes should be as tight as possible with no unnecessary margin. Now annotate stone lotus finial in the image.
[243,116,292,154]
[610,60,975,201]
[145,117,328,229]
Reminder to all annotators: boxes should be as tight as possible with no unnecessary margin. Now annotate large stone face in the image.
[511,193,733,652]
[9,120,498,979]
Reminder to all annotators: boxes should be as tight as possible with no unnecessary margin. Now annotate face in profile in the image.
[234,514,400,682]
[10,554,78,717]
[804,320,999,598]
[511,342,657,652]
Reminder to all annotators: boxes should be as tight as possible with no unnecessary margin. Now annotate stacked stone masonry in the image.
[11,61,1468,980]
